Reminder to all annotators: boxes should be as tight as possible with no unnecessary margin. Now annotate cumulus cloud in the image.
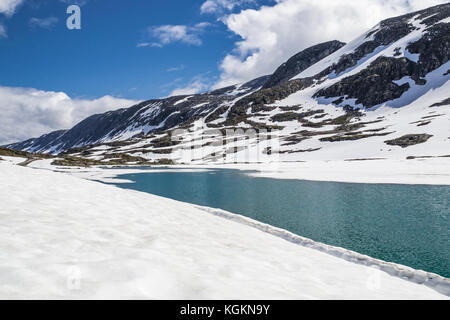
[141,23,210,48]
[168,75,212,96]
[214,0,449,88]
[0,0,24,16]
[29,17,59,29]
[200,0,256,14]
[0,86,139,145]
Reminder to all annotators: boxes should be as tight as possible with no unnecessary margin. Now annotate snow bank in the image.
[0,161,447,299]
[57,158,449,186]
[238,158,450,185]
[0,156,27,165]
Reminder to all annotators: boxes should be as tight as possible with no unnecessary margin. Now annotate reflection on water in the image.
[112,169,450,278]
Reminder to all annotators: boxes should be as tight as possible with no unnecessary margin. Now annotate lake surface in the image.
[112,169,450,278]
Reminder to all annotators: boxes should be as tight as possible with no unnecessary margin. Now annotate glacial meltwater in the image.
[111,169,450,278]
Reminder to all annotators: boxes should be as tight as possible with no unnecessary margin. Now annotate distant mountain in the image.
[5,2,450,164]
[5,40,344,155]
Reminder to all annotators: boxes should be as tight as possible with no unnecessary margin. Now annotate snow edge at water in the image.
[197,205,450,297]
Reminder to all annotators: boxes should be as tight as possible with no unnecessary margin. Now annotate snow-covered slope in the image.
[0,161,447,299]
[5,3,450,165]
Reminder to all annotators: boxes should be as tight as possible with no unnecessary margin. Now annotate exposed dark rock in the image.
[384,134,433,148]
[319,132,392,142]
[313,113,327,119]
[314,57,417,107]
[51,156,107,167]
[279,105,302,111]
[406,23,450,77]
[228,78,314,120]
[282,135,310,145]
[406,155,434,160]
[147,148,173,154]
[417,4,450,26]
[345,158,386,161]
[151,158,175,165]
[332,97,345,105]
[150,135,181,148]
[279,148,321,154]
[313,2,450,80]
[102,153,147,163]
[410,120,431,126]
[243,120,284,131]
[312,17,414,79]
[314,6,450,108]
[421,114,445,119]
[270,110,325,123]
[429,97,450,107]
[262,40,346,88]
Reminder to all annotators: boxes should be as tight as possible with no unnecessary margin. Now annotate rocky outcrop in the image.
[313,4,450,108]
[313,2,450,80]
[314,57,417,107]
[384,134,433,148]
[430,97,450,108]
[262,40,345,88]
[406,22,450,77]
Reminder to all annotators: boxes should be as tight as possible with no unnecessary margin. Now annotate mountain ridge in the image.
[5,39,345,154]
[5,2,450,165]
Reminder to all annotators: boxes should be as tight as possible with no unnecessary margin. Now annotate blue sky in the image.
[0,0,274,100]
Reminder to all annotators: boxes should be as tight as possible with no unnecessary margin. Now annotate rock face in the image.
[385,134,433,148]
[8,130,67,154]
[4,3,450,162]
[313,3,450,108]
[314,57,417,107]
[430,97,450,108]
[262,40,346,89]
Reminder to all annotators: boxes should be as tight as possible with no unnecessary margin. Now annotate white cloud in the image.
[214,0,449,88]
[167,64,185,72]
[168,75,212,96]
[0,86,139,145]
[30,17,59,29]
[0,0,24,16]
[136,42,150,48]
[200,0,256,14]
[144,23,210,47]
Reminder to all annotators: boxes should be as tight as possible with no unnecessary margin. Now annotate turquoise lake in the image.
[112,169,450,278]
